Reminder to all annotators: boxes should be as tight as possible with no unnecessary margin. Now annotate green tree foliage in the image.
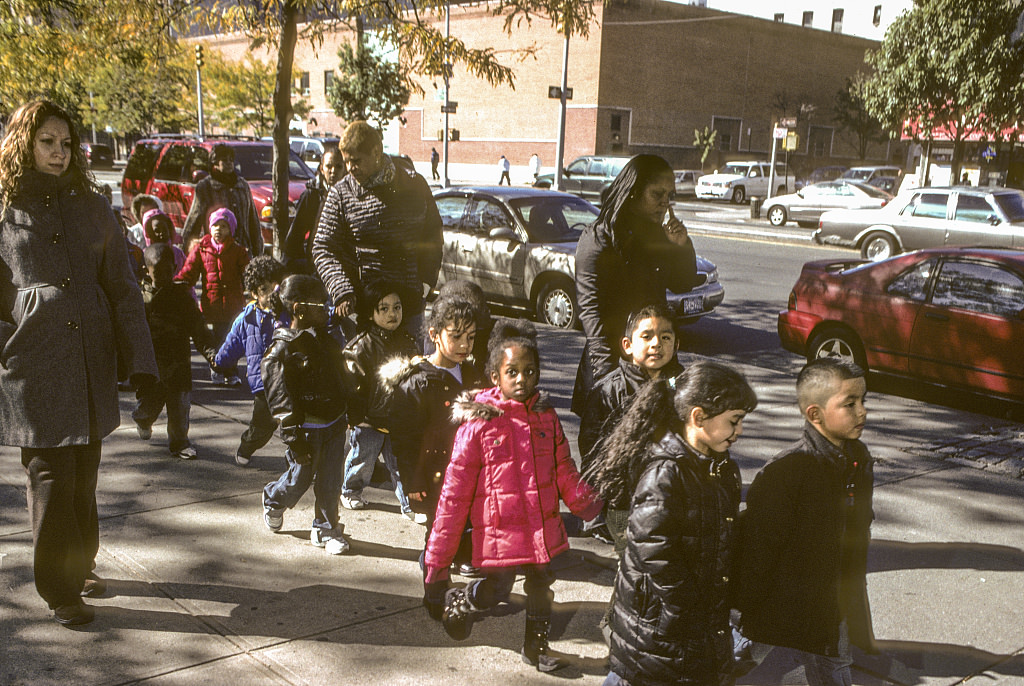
[858,0,1024,180]
[328,40,412,131]
[693,126,717,169]
[203,50,310,137]
[833,77,888,161]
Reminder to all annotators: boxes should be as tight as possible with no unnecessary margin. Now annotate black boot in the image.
[441,587,478,641]
[521,615,572,673]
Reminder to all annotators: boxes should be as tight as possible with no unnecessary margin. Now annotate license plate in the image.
[681,294,704,315]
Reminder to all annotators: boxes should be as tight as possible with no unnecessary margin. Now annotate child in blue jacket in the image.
[214,256,288,466]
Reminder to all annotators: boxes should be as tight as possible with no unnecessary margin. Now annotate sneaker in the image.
[311,526,349,555]
[225,375,243,387]
[403,510,428,525]
[235,452,251,467]
[210,371,225,384]
[173,446,197,460]
[262,491,283,532]
[340,493,365,510]
[136,423,152,441]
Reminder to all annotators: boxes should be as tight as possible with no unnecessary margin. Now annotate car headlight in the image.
[704,268,719,284]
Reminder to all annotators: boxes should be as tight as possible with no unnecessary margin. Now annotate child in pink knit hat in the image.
[175,207,249,385]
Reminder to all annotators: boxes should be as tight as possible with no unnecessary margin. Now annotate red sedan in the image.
[778,247,1024,401]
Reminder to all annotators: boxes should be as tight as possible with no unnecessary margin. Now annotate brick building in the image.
[202,0,901,179]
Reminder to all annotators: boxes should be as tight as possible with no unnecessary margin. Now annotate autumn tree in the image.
[832,77,888,161]
[858,0,1024,181]
[203,50,310,137]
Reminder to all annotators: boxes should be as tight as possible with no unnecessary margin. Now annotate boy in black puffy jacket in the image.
[261,275,353,556]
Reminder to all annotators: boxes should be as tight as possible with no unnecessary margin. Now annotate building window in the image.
[712,116,742,152]
[808,126,835,157]
[873,4,882,26]
[299,71,310,96]
[774,12,784,22]
[831,8,844,33]
[324,70,334,95]
[610,113,622,131]
[802,11,813,27]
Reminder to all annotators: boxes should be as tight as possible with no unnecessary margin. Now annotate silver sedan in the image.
[763,181,892,228]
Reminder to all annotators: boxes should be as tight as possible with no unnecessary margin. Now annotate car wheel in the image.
[536,279,579,330]
[767,206,787,227]
[860,232,897,261]
[731,186,746,204]
[808,328,867,370]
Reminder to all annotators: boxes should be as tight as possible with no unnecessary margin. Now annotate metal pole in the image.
[196,65,206,141]
[442,0,450,188]
[554,30,569,191]
[88,91,96,144]
[768,123,778,199]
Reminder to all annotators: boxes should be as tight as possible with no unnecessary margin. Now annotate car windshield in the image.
[993,193,1024,222]
[509,196,598,243]
[722,164,751,176]
[842,169,873,180]
[233,145,315,181]
[854,183,892,199]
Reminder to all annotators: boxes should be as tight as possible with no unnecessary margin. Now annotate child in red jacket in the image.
[176,207,249,384]
[423,319,602,675]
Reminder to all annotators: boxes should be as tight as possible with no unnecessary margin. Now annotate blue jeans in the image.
[739,620,852,686]
[263,418,345,533]
[342,425,410,512]
[601,672,627,686]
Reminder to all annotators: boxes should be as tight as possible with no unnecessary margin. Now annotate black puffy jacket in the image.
[343,323,417,427]
[261,327,352,456]
[379,356,480,511]
[608,431,740,686]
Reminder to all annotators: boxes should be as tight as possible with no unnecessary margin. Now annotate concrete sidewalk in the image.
[2,329,1023,685]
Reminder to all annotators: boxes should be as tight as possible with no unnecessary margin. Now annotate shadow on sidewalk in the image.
[869,539,1024,573]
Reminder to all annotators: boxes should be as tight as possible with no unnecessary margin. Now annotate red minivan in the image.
[121,138,315,248]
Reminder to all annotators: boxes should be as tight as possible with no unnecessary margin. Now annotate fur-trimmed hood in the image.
[450,386,552,424]
[377,354,428,392]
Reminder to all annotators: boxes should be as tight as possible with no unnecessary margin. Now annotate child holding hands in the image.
[588,360,757,686]
[261,275,353,555]
[422,319,602,674]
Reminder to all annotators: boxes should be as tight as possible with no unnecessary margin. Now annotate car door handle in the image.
[924,312,949,322]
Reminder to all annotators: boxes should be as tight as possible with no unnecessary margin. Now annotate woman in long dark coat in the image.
[572,154,703,414]
[0,100,157,626]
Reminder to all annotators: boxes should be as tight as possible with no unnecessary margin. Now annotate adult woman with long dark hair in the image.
[572,154,703,413]
[0,100,156,626]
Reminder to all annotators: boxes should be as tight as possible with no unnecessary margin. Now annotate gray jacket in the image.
[0,170,157,447]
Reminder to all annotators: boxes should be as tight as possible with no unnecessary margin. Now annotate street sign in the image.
[780,117,797,127]
[435,87,446,102]
[548,86,561,99]
[783,132,800,151]
[773,126,787,139]
[441,101,458,114]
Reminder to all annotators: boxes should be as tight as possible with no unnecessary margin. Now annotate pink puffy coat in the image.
[425,386,602,572]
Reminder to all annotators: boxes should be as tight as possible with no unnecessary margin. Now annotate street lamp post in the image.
[554,29,569,191]
[195,44,206,140]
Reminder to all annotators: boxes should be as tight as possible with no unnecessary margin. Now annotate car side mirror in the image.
[563,169,572,178]
[989,214,1002,226]
[797,190,804,198]
[489,226,517,241]
[191,169,209,183]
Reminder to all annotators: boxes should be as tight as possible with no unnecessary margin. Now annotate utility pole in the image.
[443,0,451,188]
[554,27,569,191]
[195,44,206,140]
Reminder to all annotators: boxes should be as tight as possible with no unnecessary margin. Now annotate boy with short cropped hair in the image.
[735,357,876,686]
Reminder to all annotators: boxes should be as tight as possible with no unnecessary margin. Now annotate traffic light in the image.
[195,44,204,68]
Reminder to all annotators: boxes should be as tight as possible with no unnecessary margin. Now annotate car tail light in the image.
[880,199,888,207]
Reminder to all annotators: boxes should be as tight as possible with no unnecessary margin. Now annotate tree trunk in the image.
[951,138,965,186]
[271,0,299,260]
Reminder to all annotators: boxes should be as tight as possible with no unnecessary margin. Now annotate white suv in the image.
[695,161,794,204]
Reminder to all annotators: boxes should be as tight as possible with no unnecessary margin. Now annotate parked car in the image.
[121,138,315,249]
[82,142,114,169]
[778,247,1024,402]
[695,161,795,204]
[815,186,1024,261]
[534,156,631,204]
[762,181,892,228]
[674,169,703,197]
[796,165,848,190]
[432,186,724,329]
[867,175,900,194]
[841,165,902,183]
[288,136,340,164]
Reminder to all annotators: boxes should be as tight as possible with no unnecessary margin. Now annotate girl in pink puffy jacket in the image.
[423,318,602,675]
